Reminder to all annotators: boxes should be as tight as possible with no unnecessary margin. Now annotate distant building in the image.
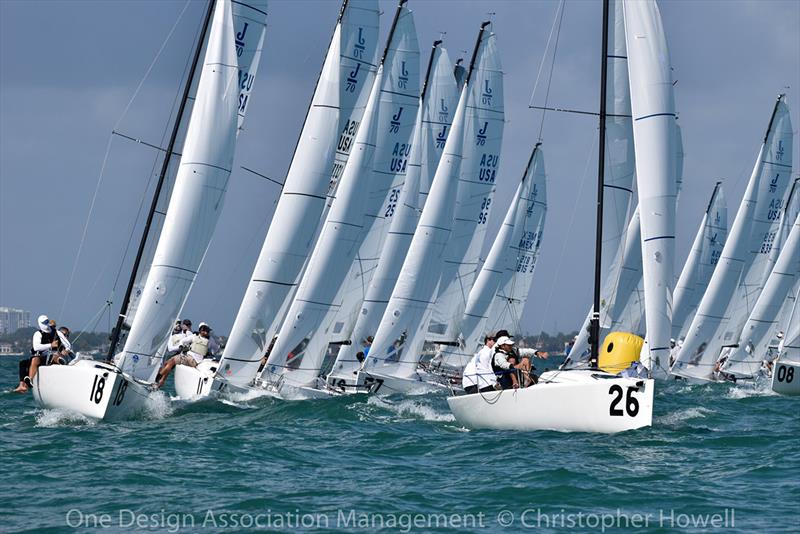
[0,307,31,335]
[0,342,14,354]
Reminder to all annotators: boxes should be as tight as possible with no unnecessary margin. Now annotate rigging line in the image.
[110,0,202,297]
[527,0,566,142]
[58,0,194,319]
[535,132,597,348]
[241,166,284,187]
[112,0,193,133]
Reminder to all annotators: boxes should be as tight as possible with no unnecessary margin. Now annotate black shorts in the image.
[464,385,478,395]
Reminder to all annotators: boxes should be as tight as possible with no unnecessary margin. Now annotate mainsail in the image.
[263,3,419,392]
[117,0,267,355]
[217,0,379,386]
[624,0,678,378]
[328,41,459,382]
[119,0,267,381]
[425,26,505,342]
[439,144,547,370]
[673,95,793,380]
[363,22,501,380]
[671,182,727,340]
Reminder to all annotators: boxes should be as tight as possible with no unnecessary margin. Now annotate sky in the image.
[1,0,799,338]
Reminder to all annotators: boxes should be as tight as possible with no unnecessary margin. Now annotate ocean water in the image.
[2,356,798,533]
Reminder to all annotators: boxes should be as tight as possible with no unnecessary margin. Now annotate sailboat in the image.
[772,285,800,395]
[326,40,460,390]
[720,179,800,380]
[259,0,420,399]
[448,0,674,433]
[174,0,380,399]
[672,95,793,382]
[32,0,268,420]
[357,21,504,394]
[425,143,547,381]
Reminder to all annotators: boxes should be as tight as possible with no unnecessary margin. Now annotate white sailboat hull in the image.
[32,360,150,421]
[771,360,800,396]
[447,370,654,433]
[173,359,219,399]
[358,370,449,395]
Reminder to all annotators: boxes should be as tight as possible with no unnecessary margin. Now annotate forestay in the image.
[426,27,505,342]
[673,95,792,380]
[439,144,547,371]
[671,182,727,340]
[217,0,379,387]
[329,42,459,382]
[263,4,419,391]
[119,0,266,382]
[362,23,499,380]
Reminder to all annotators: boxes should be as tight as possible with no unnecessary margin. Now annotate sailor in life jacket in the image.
[155,323,214,389]
[14,315,60,392]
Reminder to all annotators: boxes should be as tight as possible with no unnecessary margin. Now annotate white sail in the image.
[426,28,505,342]
[673,95,793,380]
[567,207,643,366]
[119,0,265,381]
[562,0,636,366]
[623,0,678,378]
[329,42,459,382]
[601,0,637,278]
[216,1,379,386]
[723,208,800,377]
[363,23,500,380]
[671,182,727,340]
[330,37,442,353]
[263,5,419,391]
[439,145,547,370]
[123,0,267,336]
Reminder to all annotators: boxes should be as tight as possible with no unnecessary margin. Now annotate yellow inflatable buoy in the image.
[598,332,644,374]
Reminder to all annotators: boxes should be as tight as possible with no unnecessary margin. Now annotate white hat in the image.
[496,336,514,346]
[199,322,211,331]
[38,314,51,332]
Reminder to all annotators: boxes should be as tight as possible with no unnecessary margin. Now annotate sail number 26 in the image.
[608,385,640,417]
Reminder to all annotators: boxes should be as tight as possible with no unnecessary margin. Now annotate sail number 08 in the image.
[608,384,640,417]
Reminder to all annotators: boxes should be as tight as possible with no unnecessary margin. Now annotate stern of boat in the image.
[174,359,218,399]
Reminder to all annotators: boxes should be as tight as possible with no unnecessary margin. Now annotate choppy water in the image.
[2,357,798,533]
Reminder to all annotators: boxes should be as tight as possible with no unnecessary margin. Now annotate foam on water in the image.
[366,395,455,422]
[725,383,778,399]
[656,406,714,426]
[142,390,175,419]
[35,408,96,428]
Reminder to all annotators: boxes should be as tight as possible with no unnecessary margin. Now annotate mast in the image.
[590,0,610,368]
[107,0,216,360]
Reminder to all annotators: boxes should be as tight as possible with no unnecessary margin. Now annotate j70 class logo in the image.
[481,79,493,106]
[346,63,361,93]
[235,22,248,57]
[476,121,488,146]
[389,107,403,133]
[397,61,409,90]
[353,27,366,59]
[438,98,449,122]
